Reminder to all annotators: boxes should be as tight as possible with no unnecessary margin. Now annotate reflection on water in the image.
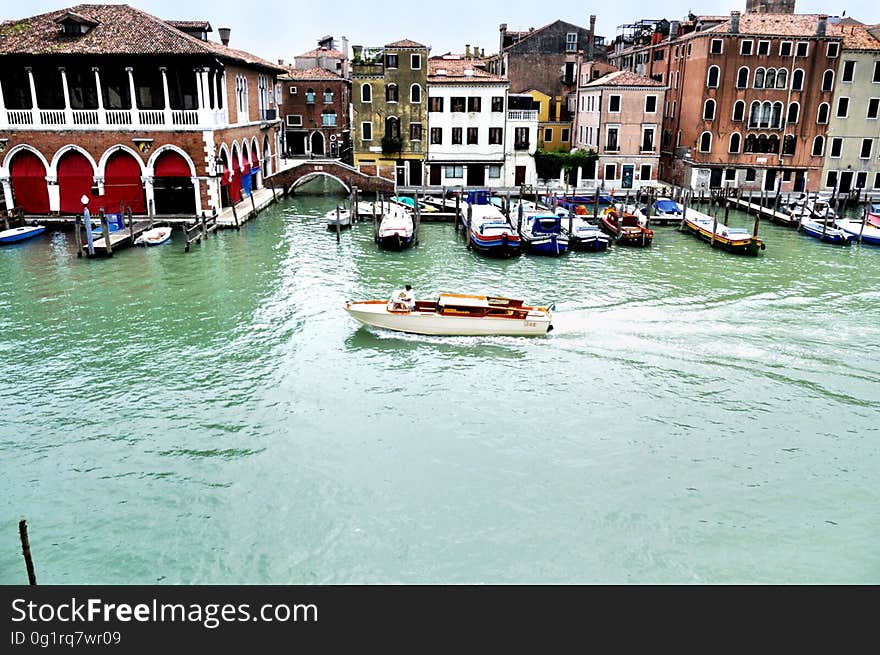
[1,194,878,584]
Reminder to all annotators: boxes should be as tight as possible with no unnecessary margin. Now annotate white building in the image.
[426,56,536,188]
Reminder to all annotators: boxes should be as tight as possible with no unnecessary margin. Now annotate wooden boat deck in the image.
[82,221,153,257]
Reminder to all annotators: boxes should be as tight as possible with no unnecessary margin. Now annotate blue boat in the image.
[798,219,852,245]
[543,194,613,212]
[560,216,611,252]
[520,214,569,256]
[0,224,45,244]
[650,197,683,225]
[836,219,880,245]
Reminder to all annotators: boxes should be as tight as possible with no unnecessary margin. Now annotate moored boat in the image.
[519,214,569,256]
[134,226,172,246]
[798,219,852,245]
[646,197,683,225]
[377,205,414,250]
[326,207,352,231]
[391,195,437,213]
[681,208,765,255]
[599,205,653,246]
[0,224,46,245]
[345,292,553,336]
[835,219,880,245]
[463,191,520,257]
[558,215,610,252]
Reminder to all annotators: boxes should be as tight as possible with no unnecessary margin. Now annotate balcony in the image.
[260,109,277,121]
[514,140,530,151]
[508,110,538,121]
[0,107,230,130]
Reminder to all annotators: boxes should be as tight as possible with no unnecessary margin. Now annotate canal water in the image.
[1,194,877,584]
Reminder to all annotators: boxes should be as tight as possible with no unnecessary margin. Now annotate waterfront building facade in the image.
[821,22,880,194]
[0,4,284,217]
[524,89,572,153]
[278,68,350,160]
[572,71,666,190]
[351,39,429,185]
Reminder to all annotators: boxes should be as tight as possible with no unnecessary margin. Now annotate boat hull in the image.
[836,220,880,245]
[0,225,45,244]
[569,235,610,252]
[799,221,851,245]
[345,303,551,336]
[682,217,765,255]
[522,236,569,256]
[469,233,521,257]
[377,233,414,250]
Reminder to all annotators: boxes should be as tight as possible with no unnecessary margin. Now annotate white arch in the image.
[230,140,242,168]
[310,131,325,156]
[146,144,197,177]
[698,131,712,153]
[97,144,146,178]
[217,142,232,172]
[1,144,51,176]
[49,145,99,177]
[410,83,422,103]
[728,132,741,154]
[736,66,749,88]
[242,138,252,167]
[290,171,350,194]
[361,82,372,103]
[703,98,716,121]
[251,136,259,161]
[706,65,720,88]
[732,99,745,122]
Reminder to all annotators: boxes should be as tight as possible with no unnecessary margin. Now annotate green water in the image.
[1,196,878,584]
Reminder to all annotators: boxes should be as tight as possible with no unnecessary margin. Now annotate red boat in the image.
[867,213,880,229]
[599,205,653,246]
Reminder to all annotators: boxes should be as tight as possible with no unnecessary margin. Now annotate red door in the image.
[103,151,146,214]
[58,151,94,214]
[10,151,50,214]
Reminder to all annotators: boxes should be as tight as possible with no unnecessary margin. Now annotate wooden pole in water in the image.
[201,212,208,240]
[466,204,472,249]
[518,201,524,234]
[249,188,257,217]
[858,205,867,244]
[371,201,378,243]
[680,192,689,231]
[414,190,421,245]
[645,187,653,229]
[19,519,36,585]
[335,205,341,243]
[724,199,730,226]
[353,186,359,223]
[126,207,134,242]
[455,191,461,233]
[100,210,113,256]
[231,198,240,230]
[710,211,718,248]
[593,186,599,221]
[753,203,761,239]
[74,214,83,258]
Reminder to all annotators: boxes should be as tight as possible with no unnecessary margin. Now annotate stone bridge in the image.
[265,159,395,196]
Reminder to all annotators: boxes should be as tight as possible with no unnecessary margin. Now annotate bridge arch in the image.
[289,171,350,194]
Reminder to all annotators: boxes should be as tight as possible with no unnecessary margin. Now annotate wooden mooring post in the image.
[414,190,421,245]
[593,187,599,221]
[100,210,113,257]
[372,201,378,243]
[466,204,473,249]
[352,186,359,223]
[74,214,83,258]
[249,190,257,218]
[335,205,341,243]
[680,191,689,231]
[230,197,240,230]
[858,206,868,244]
[454,191,461,233]
[19,519,37,585]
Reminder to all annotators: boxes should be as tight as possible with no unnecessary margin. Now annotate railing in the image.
[39,110,66,125]
[106,110,133,125]
[172,110,199,125]
[508,110,538,121]
[305,94,315,104]
[514,141,530,151]
[323,94,333,104]
[72,110,99,125]
[139,110,165,125]
[6,110,34,125]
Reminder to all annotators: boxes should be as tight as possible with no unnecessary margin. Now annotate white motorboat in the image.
[345,293,553,336]
[377,205,414,250]
[0,224,45,244]
[326,207,352,231]
[134,226,172,246]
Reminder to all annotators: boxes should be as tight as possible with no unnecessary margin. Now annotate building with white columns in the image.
[0,5,284,217]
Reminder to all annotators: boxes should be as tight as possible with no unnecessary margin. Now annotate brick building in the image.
[0,4,284,217]
[351,39,429,185]
[279,68,350,160]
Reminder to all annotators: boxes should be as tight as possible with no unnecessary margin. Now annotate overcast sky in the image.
[6,0,879,62]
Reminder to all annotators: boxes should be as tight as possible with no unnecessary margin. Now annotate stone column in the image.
[221,71,229,124]
[25,67,38,125]
[144,175,155,214]
[126,67,138,125]
[192,177,202,215]
[46,174,60,213]
[59,67,73,125]
[214,70,223,123]
[92,67,106,126]
[1,178,14,213]
[159,67,172,126]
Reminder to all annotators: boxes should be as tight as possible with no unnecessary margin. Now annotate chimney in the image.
[277,58,284,65]
[730,11,740,34]
[499,22,507,54]
[218,27,230,46]
[669,21,680,40]
[341,36,350,78]
[588,14,596,58]
[481,48,485,57]
[817,15,828,36]
[465,44,471,57]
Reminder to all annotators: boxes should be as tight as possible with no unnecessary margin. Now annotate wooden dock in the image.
[728,197,800,227]
[82,220,153,257]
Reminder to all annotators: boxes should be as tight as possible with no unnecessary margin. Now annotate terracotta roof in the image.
[427,57,506,83]
[385,38,425,48]
[0,4,284,71]
[281,67,345,81]
[694,13,845,39]
[585,70,664,87]
[829,18,880,51]
[166,20,212,32]
[499,20,556,52]
[297,47,345,59]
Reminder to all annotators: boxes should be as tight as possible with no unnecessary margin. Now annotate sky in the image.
[4,0,879,63]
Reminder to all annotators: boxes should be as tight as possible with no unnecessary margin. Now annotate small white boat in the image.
[345,292,553,336]
[377,205,414,250]
[134,226,172,246]
[0,224,45,245]
[326,207,352,231]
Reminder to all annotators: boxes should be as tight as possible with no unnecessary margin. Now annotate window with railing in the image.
[324,89,334,103]
[605,127,619,152]
[322,111,336,126]
[306,88,315,104]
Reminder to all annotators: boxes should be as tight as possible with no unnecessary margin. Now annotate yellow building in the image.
[524,89,572,153]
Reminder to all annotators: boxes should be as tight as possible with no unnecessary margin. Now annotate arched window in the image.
[707,65,720,88]
[699,131,712,152]
[729,132,741,154]
[782,134,796,156]
[361,83,372,102]
[792,69,804,91]
[761,101,772,128]
[749,101,761,128]
[305,87,315,104]
[323,88,333,103]
[765,68,776,89]
[410,84,421,103]
[385,116,400,140]
[817,102,829,124]
[737,66,749,88]
[811,135,825,156]
[787,102,799,124]
[386,84,398,102]
[771,102,783,129]
[754,67,766,88]
[776,68,788,89]
[767,135,779,153]
[757,134,768,153]
[745,134,757,153]
[732,100,745,122]
[821,69,834,92]
[703,98,716,120]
